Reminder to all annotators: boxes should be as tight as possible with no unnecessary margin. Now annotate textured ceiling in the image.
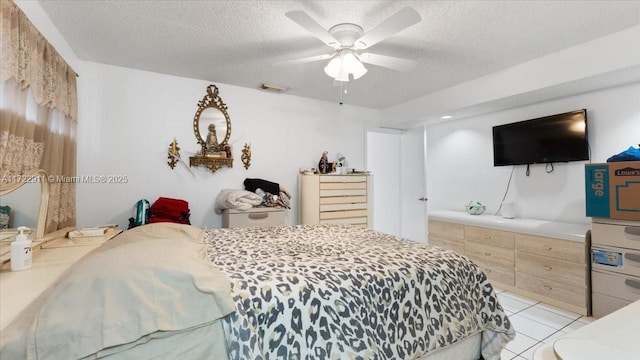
[37,0,640,109]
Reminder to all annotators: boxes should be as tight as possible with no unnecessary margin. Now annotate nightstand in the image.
[222,207,286,228]
[0,226,122,330]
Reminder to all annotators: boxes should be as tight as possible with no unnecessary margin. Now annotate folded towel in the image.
[214,189,263,214]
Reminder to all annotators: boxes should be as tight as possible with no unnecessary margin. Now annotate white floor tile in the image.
[533,302,581,320]
[520,342,543,360]
[509,313,559,341]
[498,293,533,313]
[542,330,567,344]
[500,291,539,306]
[501,348,517,360]
[561,319,587,333]
[505,332,539,354]
[519,305,575,330]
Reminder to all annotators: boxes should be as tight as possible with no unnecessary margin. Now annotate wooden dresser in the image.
[299,174,373,229]
[429,210,591,315]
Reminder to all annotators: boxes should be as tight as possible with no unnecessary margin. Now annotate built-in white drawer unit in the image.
[591,222,640,248]
[591,219,640,318]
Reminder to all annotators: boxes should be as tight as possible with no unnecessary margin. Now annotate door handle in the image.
[248,212,269,219]
[418,197,428,202]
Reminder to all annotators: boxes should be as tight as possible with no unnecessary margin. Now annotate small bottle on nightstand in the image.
[10,226,32,271]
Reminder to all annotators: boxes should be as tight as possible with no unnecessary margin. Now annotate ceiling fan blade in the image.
[285,11,340,49]
[274,54,333,66]
[359,53,417,72]
[354,7,421,50]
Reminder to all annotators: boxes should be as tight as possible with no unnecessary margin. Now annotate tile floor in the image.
[494,288,596,360]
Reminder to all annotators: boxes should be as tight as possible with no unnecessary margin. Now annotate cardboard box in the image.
[585,161,640,221]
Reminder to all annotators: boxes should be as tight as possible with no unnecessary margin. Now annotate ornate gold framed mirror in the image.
[189,85,233,172]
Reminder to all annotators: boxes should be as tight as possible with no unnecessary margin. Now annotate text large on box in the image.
[585,162,640,220]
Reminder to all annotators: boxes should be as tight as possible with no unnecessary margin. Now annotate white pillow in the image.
[25,223,234,360]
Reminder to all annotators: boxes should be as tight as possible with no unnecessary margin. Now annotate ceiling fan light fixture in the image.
[335,67,350,82]
[324,56,342,79]
[324,50,367,82]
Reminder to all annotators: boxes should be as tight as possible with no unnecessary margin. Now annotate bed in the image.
[0,222,515,359]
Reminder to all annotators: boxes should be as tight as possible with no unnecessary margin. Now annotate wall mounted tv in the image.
[492,109,589,166]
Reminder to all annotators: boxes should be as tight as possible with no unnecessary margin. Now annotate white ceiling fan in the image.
[282,7,422,82]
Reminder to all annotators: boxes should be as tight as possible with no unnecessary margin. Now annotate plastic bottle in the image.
[11,226,32,271]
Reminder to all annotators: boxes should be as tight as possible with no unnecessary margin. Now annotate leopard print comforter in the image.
[204,224,515,360]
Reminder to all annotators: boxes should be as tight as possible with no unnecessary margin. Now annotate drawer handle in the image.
[543,286,553,291]
[543,266,553,271]
[625,226,640,238]
[484,252,492,256]
[545,247,553,251]
[625,279,640,290]
[248,212,269,219]
[624,253,640,263]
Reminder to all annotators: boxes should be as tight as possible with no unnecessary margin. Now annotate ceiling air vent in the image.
[259,83,288,93]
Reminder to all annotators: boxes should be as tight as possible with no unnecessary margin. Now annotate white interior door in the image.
[400,126,427,243]
[366,129,401,236]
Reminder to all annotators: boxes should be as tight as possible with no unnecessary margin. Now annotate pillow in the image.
[24,223,235,360]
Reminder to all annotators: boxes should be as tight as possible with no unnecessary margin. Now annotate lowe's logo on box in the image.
[615,167,640,176]
[585,165,610,217]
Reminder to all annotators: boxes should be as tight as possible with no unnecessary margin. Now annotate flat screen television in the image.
[492,109,589,166]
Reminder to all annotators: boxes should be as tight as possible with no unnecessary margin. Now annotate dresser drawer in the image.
[320,189,367,197]
[320,202,367,212]
[591,292,633,318]
[222,208,285,228]
[468,256,515,286]
[516,234,585,263]
[320,209,368,220]
[465,241,514,268]
[592,245,640,277]
[592,269,640,303]
[466,226,514,248]
[429,234,465,254]
[428,220,464,240]
[516,271,586,308]
[319,181,366,190]
[517,252,585,287]
[320,196,367,205]
[320,175,367,183]
[591,222,640,248]
[320,217,367,226]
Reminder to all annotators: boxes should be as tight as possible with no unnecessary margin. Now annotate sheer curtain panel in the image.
[0,0,78,231]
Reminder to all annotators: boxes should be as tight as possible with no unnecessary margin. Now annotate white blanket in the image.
[214,189,263,214]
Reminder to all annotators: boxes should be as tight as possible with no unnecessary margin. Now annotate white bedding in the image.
[0,223,234,359]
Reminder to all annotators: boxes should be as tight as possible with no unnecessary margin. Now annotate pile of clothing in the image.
[214,178,291,214]
[243,178,291,208]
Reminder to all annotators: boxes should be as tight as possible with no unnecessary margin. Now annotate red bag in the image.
[148,197,190,224]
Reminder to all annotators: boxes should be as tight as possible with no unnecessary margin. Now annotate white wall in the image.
[76,62,381,229]
[427,82,640,224]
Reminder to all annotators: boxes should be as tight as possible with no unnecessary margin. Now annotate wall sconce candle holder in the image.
[241,143,252,169]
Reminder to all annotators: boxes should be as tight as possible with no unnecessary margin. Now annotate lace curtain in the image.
[0,0,77,231]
